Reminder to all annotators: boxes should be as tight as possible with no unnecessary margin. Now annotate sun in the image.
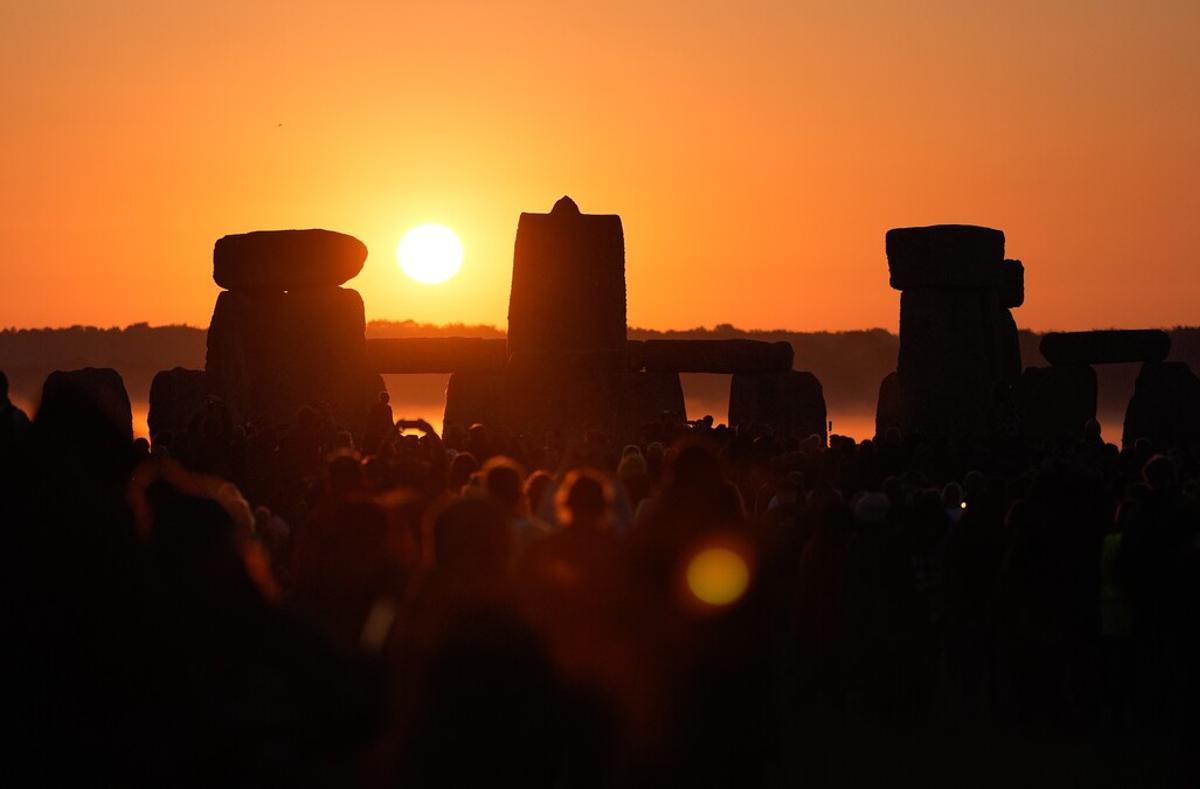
[396,224,463,284]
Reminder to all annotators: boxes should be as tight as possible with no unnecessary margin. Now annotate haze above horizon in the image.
[2,1,1197,332]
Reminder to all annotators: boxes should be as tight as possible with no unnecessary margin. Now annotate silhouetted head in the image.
[913,488,948,538]
[295,406,317,432]
[483,457,525,515]
[449,452,480,492]
[468,423,491,455]
[668,443,724,491]
[644,441,665,478]
[617,450,647,482]
[556,469,612,532]
[1142,454,1176,491]
[852,491,890,526]
[806,481,846,526]
[1113,497,1139,535]
[130,462,269,608]
[524,470,553,517]
[378,390,390,405]
[433,496,510,574]
[963,470,987,499]
[941,481,963,510]
[326,449,363,494]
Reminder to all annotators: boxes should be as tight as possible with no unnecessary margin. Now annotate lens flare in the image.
[685,546,750,607]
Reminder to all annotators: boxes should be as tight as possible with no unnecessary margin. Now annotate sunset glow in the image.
[1,3,1196,331]
[7,5,1200,782]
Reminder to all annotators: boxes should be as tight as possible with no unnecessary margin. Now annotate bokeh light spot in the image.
[685,546,750,607]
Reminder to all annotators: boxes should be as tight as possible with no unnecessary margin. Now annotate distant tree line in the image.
[4,321,1198,428]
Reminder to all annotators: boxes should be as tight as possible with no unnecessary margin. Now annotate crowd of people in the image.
[3,372,1198,787]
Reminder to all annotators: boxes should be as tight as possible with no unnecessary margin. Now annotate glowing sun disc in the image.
[397,224,463,284]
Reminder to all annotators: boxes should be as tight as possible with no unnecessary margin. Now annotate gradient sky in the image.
[2,1,1197,333]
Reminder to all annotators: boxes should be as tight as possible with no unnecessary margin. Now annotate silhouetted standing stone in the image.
[498,197,631,440]
[880,223,1021,438]
[999,259,1024,308]
[1122,361,1200,449]
[148,367,209,439]
[277,288,368,420]
[504,351,627,440]
[996,307,1022,385]
[508,196,626,355]
[352,198,827,445]
[896,287,1000,435]
[443,371,505,435]
[213,229,367,291]
[1040,330,1170,366]
[39,367,133,442]
[729,371,826,443]
[622,371,686,434]
[206,290,278,420]
[875,372,902,437]
[1015,365,1097,440]
[205,228,375,433]
[206,276,369,427]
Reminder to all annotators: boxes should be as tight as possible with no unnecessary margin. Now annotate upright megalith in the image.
[875,372,902,438]
[39,368,133,447]
[1018,329,1174,441]
[622,371,687,436]
[504,349,629,439]
[730,371,827,443]
[999,259,1024,309]
[430,196,824,442]
[508,196,626,355]
[897,287,1001,433]
[41,367,133,436]
[148,367,209,440]
[877,224,1021,437]
[499,197,630,438]
[1123,361,1200,449]
[443,371,505,436]
[1015,365,1098,440]
[996,307,1022,384]
[202,229,375,429]
[37,368,134,480]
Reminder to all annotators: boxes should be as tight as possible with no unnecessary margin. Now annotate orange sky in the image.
[2,1,1197,333]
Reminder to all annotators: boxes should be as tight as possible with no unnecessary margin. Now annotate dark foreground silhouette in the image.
[4,210,1198,787]
[3,366,1198,788]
